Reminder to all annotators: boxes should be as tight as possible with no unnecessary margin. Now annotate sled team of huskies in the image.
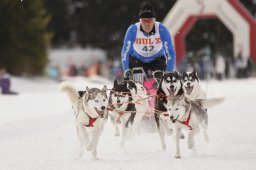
[59,71,225,160]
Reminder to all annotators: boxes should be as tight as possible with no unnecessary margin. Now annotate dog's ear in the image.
[78,91,86,98]
[102,85,107,92]
[174,71,179,75]
[127,80,137,92]
[191,70,197,76]
[181,72,186,79]
[83,86,90,101]
[191,71,200,82]
[86,86,90,92]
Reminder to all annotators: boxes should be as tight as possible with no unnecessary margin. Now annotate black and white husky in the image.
[59,82,108,160]
[155,71,184,150]
[181,71,206,100]
[108,79,136,148]
[166,95,224,158]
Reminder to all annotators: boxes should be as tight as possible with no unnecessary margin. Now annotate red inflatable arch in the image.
[163,0,256,63]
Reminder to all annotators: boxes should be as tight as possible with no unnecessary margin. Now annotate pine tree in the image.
[0,0,52,76]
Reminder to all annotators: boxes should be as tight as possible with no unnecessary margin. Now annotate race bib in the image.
[133,22,163,57]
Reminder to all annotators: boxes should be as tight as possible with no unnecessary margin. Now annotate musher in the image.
[121,1,176,84]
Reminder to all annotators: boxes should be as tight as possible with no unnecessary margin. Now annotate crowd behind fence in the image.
[46,54,254,82]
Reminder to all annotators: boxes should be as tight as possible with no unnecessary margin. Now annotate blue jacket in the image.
[121,22,176,72]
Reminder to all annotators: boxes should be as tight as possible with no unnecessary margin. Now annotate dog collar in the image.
[178,111,192,130]
[85,114,98,127]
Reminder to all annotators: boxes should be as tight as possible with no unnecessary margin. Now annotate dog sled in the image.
[128,67,164,131]
[130,67,162,115]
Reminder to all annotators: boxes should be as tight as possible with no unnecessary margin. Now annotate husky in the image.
[108,79,136,148]
[126,80,148,136]
[166,95,225,158]
[181,71,206,100]
[59,82,108,160]
[155,71,184,150]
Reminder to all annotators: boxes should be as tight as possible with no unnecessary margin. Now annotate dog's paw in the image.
[87,144,93,151]
[161,144,166,151]
[78,151,83,158]
[115,132,120,137]
[175,155,181,159]
[204,134,209,142]
[120,142,125,149]
[180,132,185,139]
[188,143,194,149]
[115,128,120,136]
[166,129,173,136]
[91,157,99,161]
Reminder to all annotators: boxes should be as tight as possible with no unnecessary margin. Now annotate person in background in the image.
[121,1,176,82]
[235,52,247,78]
[215,54,226,81]
[0,68,18,95]
[111,59,123,81]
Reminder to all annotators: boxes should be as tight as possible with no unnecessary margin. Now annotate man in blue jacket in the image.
[121,2,176,82]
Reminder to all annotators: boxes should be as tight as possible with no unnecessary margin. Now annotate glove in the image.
[123,69,132,80]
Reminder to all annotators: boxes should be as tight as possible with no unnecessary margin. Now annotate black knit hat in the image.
[139,2,156,18]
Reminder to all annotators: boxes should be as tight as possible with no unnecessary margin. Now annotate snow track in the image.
[0,77,256,170]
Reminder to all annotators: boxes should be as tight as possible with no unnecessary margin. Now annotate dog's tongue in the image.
[98,110,105,118]
[168,88,176,96]
[117,103,122,108]
[170,89,176,95]
[95,108,105,118]
[185,87,192,95]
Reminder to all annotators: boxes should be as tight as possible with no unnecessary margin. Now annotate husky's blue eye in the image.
[95,100,99,102]
[175,108,179,111]
[103,99,106,102]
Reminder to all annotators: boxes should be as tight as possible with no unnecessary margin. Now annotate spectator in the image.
[67,64,78,77]
[111,59,123,81]
[215,54,226,80]
[0,68,18,95]
[246,57,253,77]
[47,65,61,81]
[235,52,247,78]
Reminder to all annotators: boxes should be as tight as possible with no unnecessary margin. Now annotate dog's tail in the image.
[197,97,225,108]
[59,81,80,105]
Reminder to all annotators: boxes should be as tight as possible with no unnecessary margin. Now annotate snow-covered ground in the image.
[0,76,256,170]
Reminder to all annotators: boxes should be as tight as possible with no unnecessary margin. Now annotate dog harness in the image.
[107,107,125,124]
[178,111,192,130]
[84,114,98,127]
[116,112,124,124]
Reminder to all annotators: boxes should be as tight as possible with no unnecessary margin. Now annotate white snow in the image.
[1,76,256,170]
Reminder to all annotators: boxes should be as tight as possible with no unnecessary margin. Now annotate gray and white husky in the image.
[165,95,224,158]
[59,82,108,160]
[155,71,184,150]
